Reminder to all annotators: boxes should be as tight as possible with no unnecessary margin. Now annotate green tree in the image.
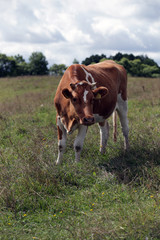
[14,54,25,64]
[0,54,17,77]
[113,52,123,61]
[141,64,160,77]
[82,52,160,77]
[29,52,48,75]
[99,58,108,62]
[14,54,30,76]
[49,64,67,75]
[130,59,143,76]
[82,54,106,65]
[73,58,79,64]
[118,57,132,74]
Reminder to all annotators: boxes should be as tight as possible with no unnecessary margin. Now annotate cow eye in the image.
[72,97,77,102]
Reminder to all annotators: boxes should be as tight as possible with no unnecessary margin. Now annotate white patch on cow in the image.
[56,116,67,165]
[115,93,129,150]
[81,66,96,89]
[75,82,85,88]
[77,82,84,86]
[57,116,63,130]
[74,125,87,162]
[57,116,67,132]
[83,90,88,103]
[93,114,105,123]
[115,94,127,111]
[98,121,109,154]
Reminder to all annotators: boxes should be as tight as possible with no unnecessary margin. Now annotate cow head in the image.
[62,81,108,125]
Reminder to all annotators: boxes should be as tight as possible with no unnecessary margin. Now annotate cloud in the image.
[0,0,160,66]
[133,0,160,21]
[0,0,65,44]
[90,1,160,54]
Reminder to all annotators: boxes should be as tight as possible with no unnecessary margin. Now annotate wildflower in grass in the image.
[8,223,11,225]
[53,214,56,217]
[150,195,154,198]
[59,211,63,214]
[23,214,27,217]
[92,203,95,206]
[90,209,93,211]
[102,192,104,195]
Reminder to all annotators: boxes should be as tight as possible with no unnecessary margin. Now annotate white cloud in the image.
[0,0,160,66]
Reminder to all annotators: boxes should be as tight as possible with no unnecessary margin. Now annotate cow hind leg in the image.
[56,117,67,165]
[116,94,129,150]
[113,110,117,142]
[74,125,88,162]
[99,120,109,154]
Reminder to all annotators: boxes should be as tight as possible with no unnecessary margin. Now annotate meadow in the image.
[0,75,160,240]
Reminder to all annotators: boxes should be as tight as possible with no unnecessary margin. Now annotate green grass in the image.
[0,76,160,240]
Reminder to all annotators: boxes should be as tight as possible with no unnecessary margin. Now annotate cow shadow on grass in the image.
[99,145,160,185]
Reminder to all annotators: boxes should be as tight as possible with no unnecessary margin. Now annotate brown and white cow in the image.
[54,60,129,165]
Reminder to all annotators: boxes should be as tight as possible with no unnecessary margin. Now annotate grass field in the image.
[0,75,160,240]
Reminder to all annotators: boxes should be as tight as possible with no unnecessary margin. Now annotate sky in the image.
[1,0,160,66]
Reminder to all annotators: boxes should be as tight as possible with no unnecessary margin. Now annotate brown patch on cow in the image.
[99,121,106,127]
[57,126,63,140]
[68,118,78,132]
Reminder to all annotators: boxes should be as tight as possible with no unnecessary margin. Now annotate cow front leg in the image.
[74,125,88,162]
[56,117,67,165]
[99,120,109,154]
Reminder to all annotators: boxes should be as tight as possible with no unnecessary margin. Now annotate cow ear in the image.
[62,88,72,99]
[92,87,109,99]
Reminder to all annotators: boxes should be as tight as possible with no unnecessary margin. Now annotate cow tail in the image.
[113,110,117,142]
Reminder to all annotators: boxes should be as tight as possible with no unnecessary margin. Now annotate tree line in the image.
[0,52,48,77]
[82,53,160,78]
[0,52,160,78]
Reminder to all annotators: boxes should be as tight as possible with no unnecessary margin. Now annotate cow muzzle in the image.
[82,116,94,125]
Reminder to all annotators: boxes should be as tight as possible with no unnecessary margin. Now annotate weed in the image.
[0,76,160,239]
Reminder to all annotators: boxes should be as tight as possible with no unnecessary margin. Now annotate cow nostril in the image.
[83,117,88,123]
[83,117,94,123]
